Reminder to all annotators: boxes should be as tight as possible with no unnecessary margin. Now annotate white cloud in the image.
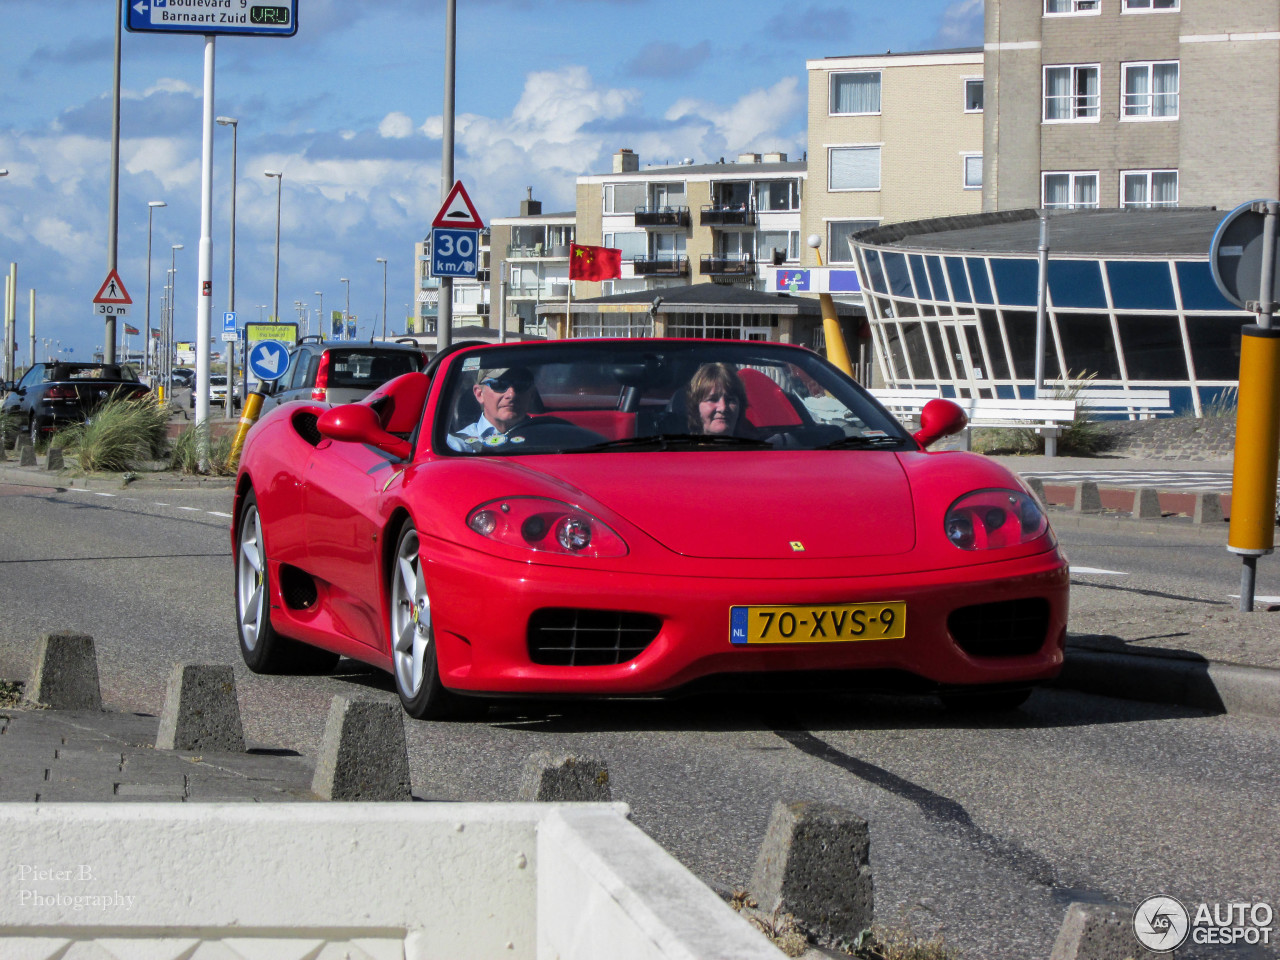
[665,77,805,155]
[139,78,200,99]
[933,0,984,47]
[379,112,414,139]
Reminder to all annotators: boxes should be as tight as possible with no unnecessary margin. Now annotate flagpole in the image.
[565,264,572,341]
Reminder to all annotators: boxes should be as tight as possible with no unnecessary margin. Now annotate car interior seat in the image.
[738,368,803,428]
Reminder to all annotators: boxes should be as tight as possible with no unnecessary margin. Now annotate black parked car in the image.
[2,362,150,447]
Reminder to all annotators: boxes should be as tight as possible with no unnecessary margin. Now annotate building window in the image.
[755,180,800,211]
[1044,65,1100,121]
[603,231,648,261]
[1043,172,1099,209]
[649,182,686,207]
[650,232,686,258]
[1122,61,1179,119]
[603,182,646,215]
[757,230,799,263]
[1123,0,1178,10]
[963,155,983,189]
[830,71,881,115]
[1122,170,1179,208]
[964,79,984,112]
[828,220,880,263]
[828,146,881,191]
[1044,0,1099,13]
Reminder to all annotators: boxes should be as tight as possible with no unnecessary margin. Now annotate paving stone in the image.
[750,800,874,940]
[1050,901,1162,960]
[312,696,411,802]
[36,783,118,801]
[115,781,186,798]
[155,663,245,752]
[517,752,612,802]
[26,633,102,710]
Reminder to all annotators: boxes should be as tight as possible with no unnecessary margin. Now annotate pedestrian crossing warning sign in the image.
[93,269,132,305]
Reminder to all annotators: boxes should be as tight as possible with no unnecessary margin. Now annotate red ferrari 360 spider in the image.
[233,338,1068,719]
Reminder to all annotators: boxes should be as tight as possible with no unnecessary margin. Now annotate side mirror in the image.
[913,398,968,449]
[317,403,412,460]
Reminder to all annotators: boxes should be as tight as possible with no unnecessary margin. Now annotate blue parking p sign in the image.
[429,227,479,279]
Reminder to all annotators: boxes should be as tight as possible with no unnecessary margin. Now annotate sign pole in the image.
[194,35,216,458]
[437,0,457,351]
[105,0,123,365]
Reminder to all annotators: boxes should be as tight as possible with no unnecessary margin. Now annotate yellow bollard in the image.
[1227,326,1280,555]
[157,384,165,404]
[226,392,265,471]
[819,292,854,377]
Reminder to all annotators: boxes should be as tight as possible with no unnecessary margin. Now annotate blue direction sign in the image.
[247,340,289,381]
[126,0,298,37]
[429,227,480,279]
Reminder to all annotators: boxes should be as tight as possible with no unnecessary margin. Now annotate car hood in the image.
[520,451,917,559]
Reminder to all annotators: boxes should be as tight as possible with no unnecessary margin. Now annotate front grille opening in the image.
[292,411,322,446]
[948,598,1050,658]
[278,564,318,610]
[528,609,662,666]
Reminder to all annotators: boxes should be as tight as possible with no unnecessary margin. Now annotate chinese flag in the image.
[569,243,623,281]
[123,324,140,335]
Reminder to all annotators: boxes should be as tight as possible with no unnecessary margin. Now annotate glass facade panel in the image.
[1055,312,1122,379]
[1108,261,1176,310]
[863,250,887,294]
[901,322,933,377]
[926,257,950,307]
[946,257,972,303]
[1117,314,1188,380]
[1185,317,1248,380]
[908,255,929,297]
[977,310,1011,380]
[989,258,1039,306]
[1176,262,1236,311]
[882,252,913,298]
[965,258,994,303]
[1047,260,1106,309]
[925,324,949,377]
[1002,309,1058,382]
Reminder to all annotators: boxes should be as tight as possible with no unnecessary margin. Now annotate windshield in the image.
[326,349,420,389]
[434,340,913,455]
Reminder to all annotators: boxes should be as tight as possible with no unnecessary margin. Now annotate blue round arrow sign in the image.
[247,340,289,381]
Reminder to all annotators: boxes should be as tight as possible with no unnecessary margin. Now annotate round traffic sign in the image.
[1210,199,1280,310]
[247,340,289,381]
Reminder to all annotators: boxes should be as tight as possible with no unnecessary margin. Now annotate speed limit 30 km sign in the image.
[429,227,479,279]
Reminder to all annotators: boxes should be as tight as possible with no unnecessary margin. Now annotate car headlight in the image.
[944,489,1048,550]
[467,497,628,558]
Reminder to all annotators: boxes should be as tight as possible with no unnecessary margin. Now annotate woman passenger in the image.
[684,363,748,436]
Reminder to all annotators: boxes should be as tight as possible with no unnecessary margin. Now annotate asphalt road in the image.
[0,479,1276,959]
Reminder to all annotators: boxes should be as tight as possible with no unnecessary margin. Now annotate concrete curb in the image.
[155,663,246,753]
[518,752,612,802]
[26,633,101,711]
[1060,647,1280,719]
[1050,902,1160,960]
[311,695,412,801]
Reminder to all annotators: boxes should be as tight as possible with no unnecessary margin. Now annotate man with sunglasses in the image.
[447,366,536,451]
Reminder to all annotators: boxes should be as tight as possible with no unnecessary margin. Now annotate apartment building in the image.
[489,195,575,340]
[572,148,807,299]
[804,49,986,264]
[984,0,1280,210]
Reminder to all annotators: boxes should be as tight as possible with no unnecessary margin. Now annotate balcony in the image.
[700,204,755,227]
[699,254,756,277]
[631,256,689,277]
[506,243,572,259]
[634,206,690,228]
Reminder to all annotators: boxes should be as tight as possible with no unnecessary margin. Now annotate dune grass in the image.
[51,396,170,472]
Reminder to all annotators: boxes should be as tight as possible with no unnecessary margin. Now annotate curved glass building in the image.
[851,208,1247,415]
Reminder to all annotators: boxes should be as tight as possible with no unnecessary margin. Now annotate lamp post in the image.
[339,277,350,340]
[376,257,388,340]
[265,170,282,324]
[314,291,323,338]
[168,244,183,400]
[216,116,238,417]
[144,201,166,380]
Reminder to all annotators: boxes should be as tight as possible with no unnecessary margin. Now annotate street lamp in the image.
[314,291,323,338]
[339,277,350,341]
[376,257,388,340]
[216,116,238,417]
[144,200,166,379]
[264,170,282,324]
[168,244,183,399]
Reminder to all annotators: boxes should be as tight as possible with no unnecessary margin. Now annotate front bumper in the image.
[424,539,1069,696]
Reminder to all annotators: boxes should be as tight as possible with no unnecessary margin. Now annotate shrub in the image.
[170,421,236,476]
[52,396,170,472]
[1202,386,1238,419]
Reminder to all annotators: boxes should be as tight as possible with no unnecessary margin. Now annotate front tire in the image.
[236,490,339,675]
[390,522,483,720]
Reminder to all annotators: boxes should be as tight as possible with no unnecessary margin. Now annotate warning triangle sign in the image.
[431,180,484,230]
[93,269,132,305]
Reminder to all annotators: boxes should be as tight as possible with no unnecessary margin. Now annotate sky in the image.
[0,0,983,361]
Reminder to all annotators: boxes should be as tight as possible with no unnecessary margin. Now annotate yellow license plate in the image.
[729,602,906,645]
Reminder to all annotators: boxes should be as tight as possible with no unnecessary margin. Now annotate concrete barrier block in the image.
[26,633,101,710]
[19,444,36,466]
[1131,488,1162,519]
[1073,481,1103,514]
[1050,902,1161,960]
[1193,492,1224,524]
[1025,476,1047,505]
[155,663,245,752]
[749,800,873,939]
[46,447,64,471]
[518,752,611,802]
[312,695,411,801]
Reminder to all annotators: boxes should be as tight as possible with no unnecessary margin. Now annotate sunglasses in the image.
[480,375,533,392]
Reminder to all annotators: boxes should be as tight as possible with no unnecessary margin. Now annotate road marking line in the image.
[92,492,116,498]
[1229,594,1280,603]
[178,506,201,512]
[1070,566,1129,576]
[208,511,232,518]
